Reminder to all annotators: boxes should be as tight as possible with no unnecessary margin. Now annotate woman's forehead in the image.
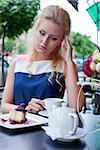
[38,19,64,37]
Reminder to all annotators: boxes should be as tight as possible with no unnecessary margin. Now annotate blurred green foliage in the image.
[4,38,16,52]
[16,42,27,54]
[71,32,97,58]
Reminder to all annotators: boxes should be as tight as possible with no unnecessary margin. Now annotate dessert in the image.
[9,103,26,124]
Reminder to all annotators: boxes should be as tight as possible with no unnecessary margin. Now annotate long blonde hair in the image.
[27,5,71,70]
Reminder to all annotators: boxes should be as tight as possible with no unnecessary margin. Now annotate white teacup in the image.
[48,103,79,136]
[44,98,63,112]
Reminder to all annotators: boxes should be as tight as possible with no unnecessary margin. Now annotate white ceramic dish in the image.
[0,113,48,129]
[42,126,87,142]
[57,128,87,142]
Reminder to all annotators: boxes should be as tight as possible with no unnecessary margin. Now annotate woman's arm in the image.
[63,37,85,111]
[65,61,85,111]
[1,61,18,113]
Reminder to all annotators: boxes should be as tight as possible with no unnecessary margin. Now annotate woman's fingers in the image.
[65,37,72,51]
[39,100,45,107]
[26,98,44,113]
[63,36,73,61]
[26,105,39,113]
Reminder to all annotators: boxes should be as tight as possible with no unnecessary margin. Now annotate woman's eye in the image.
[51,37,57,41]
[39,30,45,36]
[39,30,58,41]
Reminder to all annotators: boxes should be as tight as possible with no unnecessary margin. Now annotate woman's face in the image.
[34,19,64,57]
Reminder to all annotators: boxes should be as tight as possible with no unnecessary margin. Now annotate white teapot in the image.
[48,103,79,136]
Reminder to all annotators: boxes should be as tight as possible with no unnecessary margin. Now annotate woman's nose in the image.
[41,36,48,45]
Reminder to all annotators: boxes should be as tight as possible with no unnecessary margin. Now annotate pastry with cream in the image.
[9,103,26,124]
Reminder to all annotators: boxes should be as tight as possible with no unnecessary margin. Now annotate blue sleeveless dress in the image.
[14,56,66,105]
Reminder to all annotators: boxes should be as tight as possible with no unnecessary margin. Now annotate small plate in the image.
[38,110,48,117]
[42,126,87,142]
[57,128,87,142]
[0,113,48,129]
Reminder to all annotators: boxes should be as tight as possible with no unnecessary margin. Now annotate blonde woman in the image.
[1,5,85,113]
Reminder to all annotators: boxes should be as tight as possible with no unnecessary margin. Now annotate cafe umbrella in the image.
[86,0,100,47]
[67,0,79,11]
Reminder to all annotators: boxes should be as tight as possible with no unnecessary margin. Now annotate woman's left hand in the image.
[62,36,73,63]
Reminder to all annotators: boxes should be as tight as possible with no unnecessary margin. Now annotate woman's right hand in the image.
[26,98,45,113]
[62,36,73,63]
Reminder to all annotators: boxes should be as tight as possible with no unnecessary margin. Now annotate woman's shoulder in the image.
[14,54,29,66]
[13,54,29,73]
[15,54,28,62]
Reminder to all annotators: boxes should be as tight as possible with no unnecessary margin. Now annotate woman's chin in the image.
[36,49,46,54]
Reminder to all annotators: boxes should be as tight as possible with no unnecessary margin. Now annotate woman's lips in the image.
[39,45,46,49]
[38,45,47,52]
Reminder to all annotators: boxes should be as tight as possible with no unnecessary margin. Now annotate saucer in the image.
[57,128,87,142]
[38,110,48,117]
[42,126,87,142]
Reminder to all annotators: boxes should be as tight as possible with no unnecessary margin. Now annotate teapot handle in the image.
[69,113,79,135]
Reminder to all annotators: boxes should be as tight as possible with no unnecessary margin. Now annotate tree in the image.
[0,0,40,38]
[0,0,40,86]
[70,32,97,58]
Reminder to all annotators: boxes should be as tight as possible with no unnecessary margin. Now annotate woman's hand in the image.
[26,98,45,113]
[62,36,73,63]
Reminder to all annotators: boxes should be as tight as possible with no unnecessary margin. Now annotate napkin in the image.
[42,126,71,141]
